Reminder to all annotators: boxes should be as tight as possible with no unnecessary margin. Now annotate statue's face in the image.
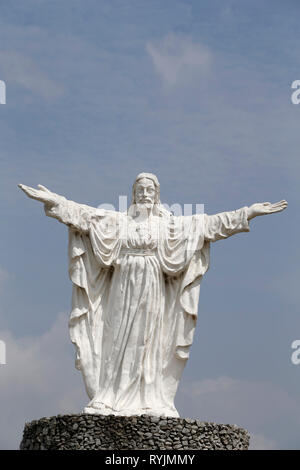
[135,178,156,209]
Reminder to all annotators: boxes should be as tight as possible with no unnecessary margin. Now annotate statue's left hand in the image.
[247,200,288,220]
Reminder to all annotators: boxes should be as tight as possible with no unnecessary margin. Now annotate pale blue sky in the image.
[0,0,299,449]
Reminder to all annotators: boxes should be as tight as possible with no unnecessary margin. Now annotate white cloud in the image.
[249,433,277,450]
[176,376,300,449]
[0,50,64,101]
[0,313,86,449]
[146,33,212,88]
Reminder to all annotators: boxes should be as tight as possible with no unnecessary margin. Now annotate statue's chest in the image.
[124,219,159,249]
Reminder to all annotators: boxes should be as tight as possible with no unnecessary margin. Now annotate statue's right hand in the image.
[18,183,58,206]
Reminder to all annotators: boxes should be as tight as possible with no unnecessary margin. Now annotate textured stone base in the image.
[20,414,250,450]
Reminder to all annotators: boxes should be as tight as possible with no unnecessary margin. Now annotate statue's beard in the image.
[132,202,154,218]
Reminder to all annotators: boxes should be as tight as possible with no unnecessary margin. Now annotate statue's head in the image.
[132,172,160,209]
[129,172,169,218]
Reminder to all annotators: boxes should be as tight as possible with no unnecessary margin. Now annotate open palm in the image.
[18,184,58,206]
[248,200,288,219]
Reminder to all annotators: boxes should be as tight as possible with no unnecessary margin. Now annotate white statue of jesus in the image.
[19,173,287,418]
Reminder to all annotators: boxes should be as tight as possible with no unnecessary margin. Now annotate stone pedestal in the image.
[20,414,250,450]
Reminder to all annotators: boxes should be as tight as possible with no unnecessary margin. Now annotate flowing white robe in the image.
[45,199,249,417]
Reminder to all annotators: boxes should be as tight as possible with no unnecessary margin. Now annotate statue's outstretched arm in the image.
[18,183,94,233]
[204,200,288,242]
[247,200,288,220]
